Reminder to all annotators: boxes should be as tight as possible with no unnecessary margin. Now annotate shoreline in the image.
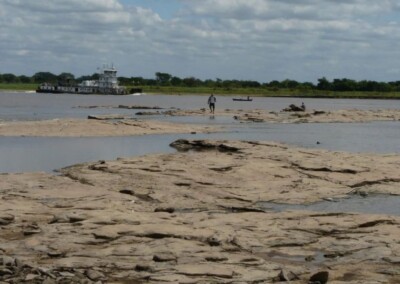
[0,108,400,137]
[2,87,400,99]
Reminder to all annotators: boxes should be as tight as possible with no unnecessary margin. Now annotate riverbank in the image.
[0,139,399,283]
[2,83,400,99]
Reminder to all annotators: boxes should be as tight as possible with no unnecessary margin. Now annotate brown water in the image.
[1,92,399,216]
[0,91,399,173]
[1,91,400,121]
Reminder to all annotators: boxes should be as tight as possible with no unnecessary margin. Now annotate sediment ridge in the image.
[0,117,216,137]
[1,107,400,137]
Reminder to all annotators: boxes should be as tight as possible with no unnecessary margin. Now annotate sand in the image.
[0,117,216,137]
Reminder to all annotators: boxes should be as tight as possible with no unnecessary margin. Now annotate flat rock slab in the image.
[0,139,399,283]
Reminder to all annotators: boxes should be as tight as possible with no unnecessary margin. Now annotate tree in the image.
[155,72,172,85]
[131,77,145,86]
[267,80,281,88]
[2,73,18,83]
[221,80,237,89]
[58,72,74,80]
[170,76,182,86]
[18,75,32,83]
[281,79,299,89]
[204,79,216,88]
[182,77,201,87]
[117,77,131,85]
[332,78,357,91]
[317,77,331,90]
[33,72,57,83]
[241,80,261,88]
[58,72,75,85]
[299,82,315,90]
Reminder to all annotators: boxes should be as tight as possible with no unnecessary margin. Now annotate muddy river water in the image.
[1,91,399,216]
[1,92,400,172]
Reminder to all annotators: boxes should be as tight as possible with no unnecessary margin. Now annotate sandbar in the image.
[0,117,216,137]
[1,107,400,138]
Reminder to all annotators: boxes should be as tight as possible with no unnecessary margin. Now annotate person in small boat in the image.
[208,94,216,114]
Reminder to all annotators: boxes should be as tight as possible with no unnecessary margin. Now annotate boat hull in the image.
[233,98,253,101]
[36,86,133,95]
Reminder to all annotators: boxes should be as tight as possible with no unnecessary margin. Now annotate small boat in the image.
[233,96,252,101]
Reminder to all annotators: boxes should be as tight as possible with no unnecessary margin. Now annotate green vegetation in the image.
[136,86,400,99]
[0,83,37,91]
[1,72,400,99]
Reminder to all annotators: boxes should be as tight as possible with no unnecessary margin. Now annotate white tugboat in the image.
[37,65,132,95]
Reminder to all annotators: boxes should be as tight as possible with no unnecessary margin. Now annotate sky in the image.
[1,0,400,83]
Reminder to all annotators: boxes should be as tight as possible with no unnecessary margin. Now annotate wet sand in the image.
[0,139,399,283]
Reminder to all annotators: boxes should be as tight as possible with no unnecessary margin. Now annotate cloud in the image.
[1,0,400,82]
[4,0,124,13]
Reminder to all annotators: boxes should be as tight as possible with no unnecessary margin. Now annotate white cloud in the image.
[1,0,400,82]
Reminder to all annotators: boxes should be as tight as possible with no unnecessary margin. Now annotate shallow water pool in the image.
[1,120,399,173]
[261,194,400,216]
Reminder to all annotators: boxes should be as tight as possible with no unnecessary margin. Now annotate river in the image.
[0,91,399,173]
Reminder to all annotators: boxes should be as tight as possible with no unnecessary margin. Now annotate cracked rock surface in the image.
[0,139,399,283]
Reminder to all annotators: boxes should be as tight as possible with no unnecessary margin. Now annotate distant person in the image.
[301,102,306,111]
[208,94,216,114]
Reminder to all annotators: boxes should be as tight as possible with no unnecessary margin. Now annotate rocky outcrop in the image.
[282,103,306,112]
[0,140,399,283]
[155,107,400,123]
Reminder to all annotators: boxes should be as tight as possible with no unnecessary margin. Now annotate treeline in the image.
[0,72,98,84]
[1,71,400,92]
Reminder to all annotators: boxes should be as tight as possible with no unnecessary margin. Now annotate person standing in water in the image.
[208,94,216,114]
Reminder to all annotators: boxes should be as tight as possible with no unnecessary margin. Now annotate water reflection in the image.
[1,91,400,121]
[261,194,400,216]
[0,135,177,173]
[0,120,399,173]
[0,92,399,173]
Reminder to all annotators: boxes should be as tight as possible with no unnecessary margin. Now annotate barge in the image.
[36,66,139,95]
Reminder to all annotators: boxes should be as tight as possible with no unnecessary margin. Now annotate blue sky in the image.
[1,0,400,83]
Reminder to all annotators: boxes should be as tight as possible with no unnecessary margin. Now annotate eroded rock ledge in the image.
[0,140,399,283]
[147,108,400,123]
